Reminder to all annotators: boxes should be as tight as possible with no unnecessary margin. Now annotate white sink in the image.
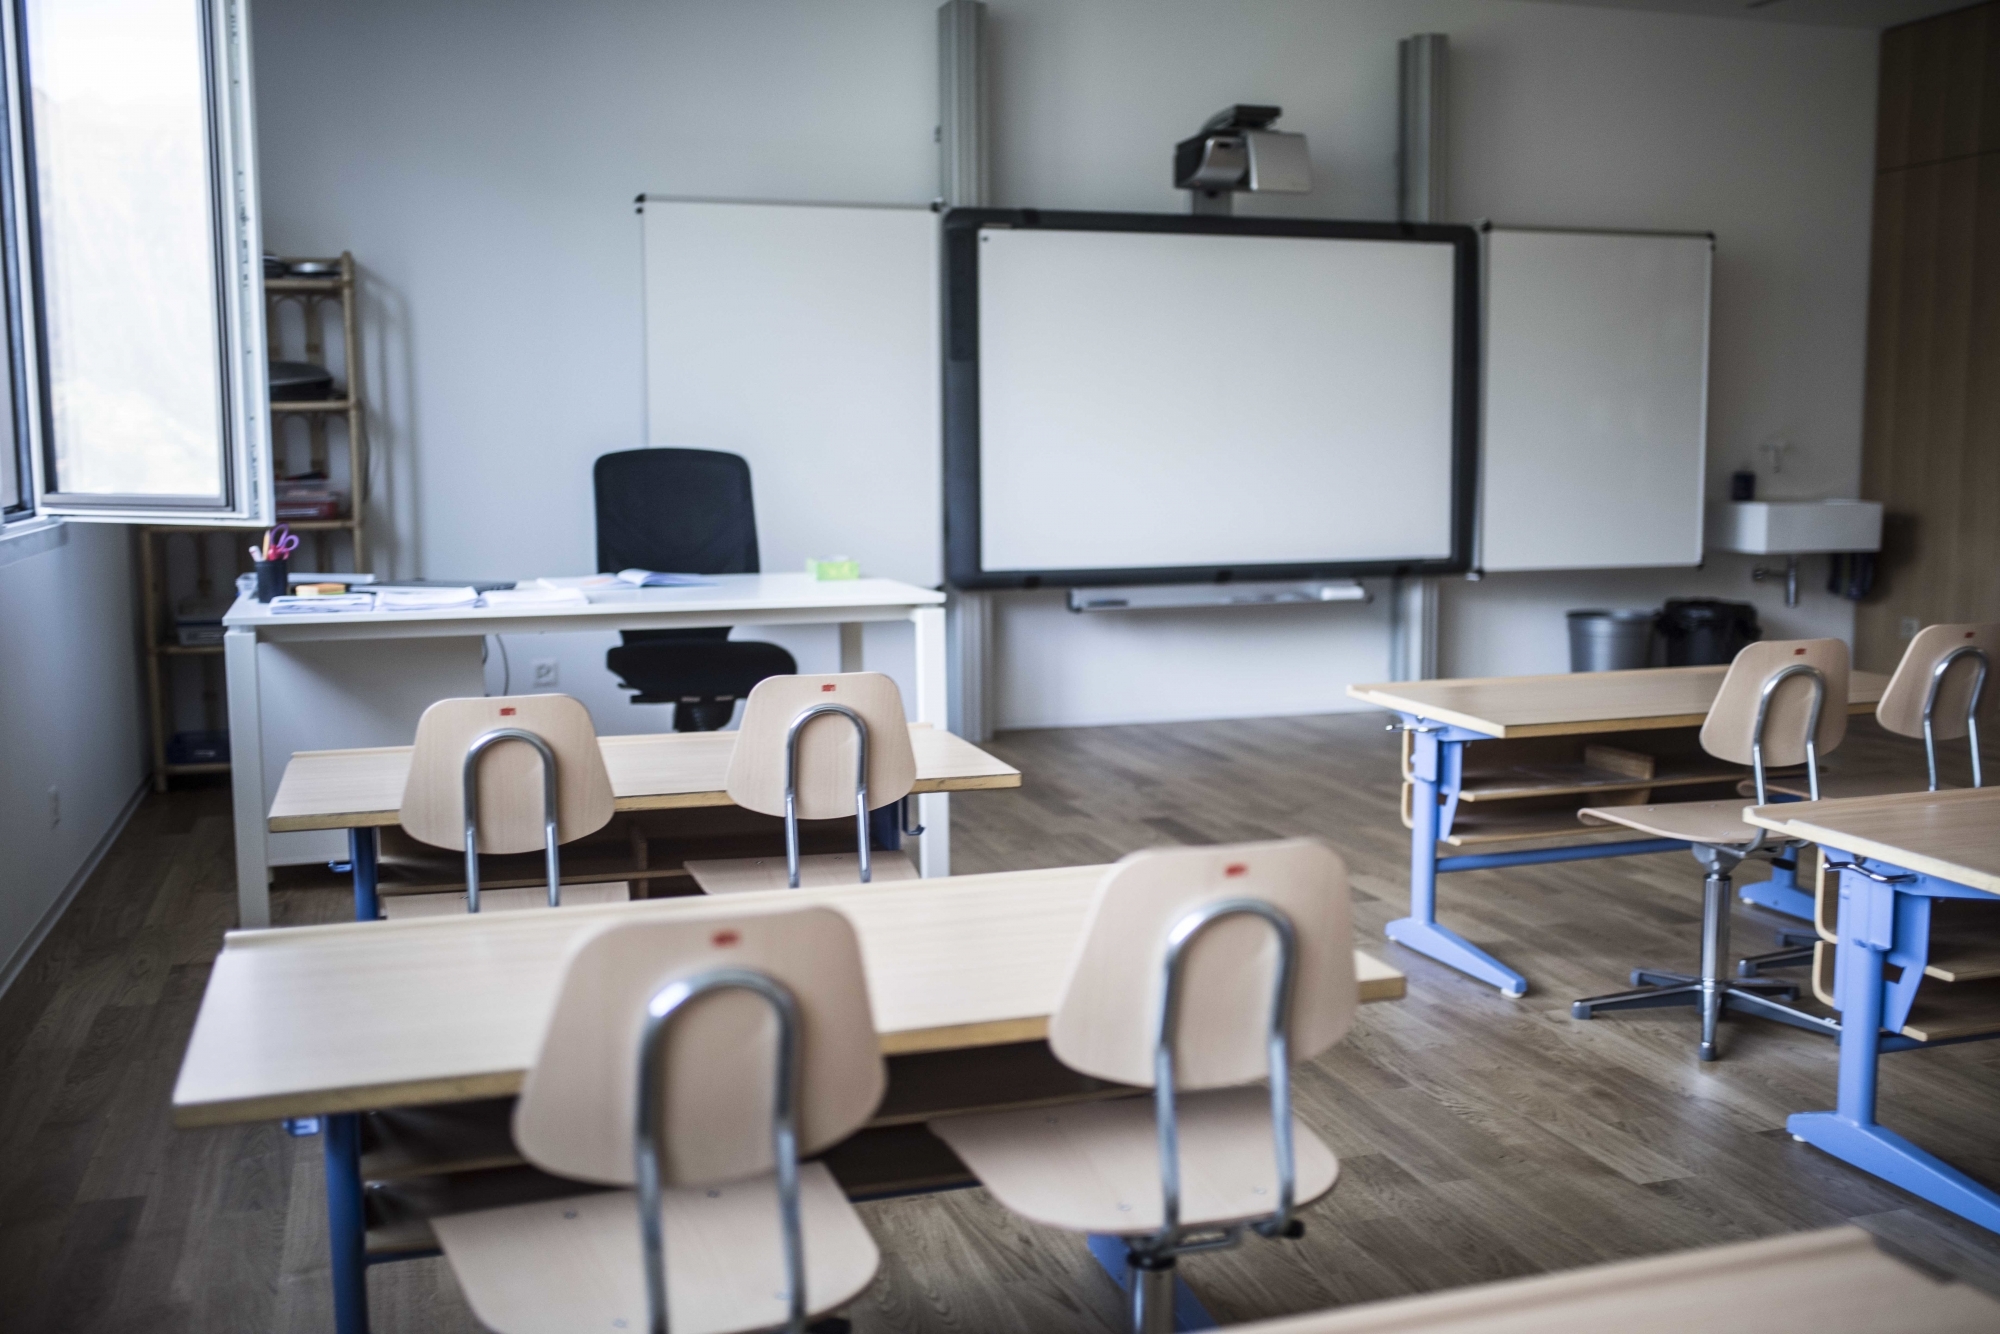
[1707,500,1882,555]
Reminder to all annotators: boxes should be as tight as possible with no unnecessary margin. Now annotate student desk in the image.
[267,723,1020,920]
[1745,788,2000,1233]
[1228,1226,2000,1333]
[223,573,948,928]
[1348,666,1888,996]
[172,866,1404,1334]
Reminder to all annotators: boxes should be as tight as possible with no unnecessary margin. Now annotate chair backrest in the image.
[594,447,760,576]
[512,905,885,1187]
[1699,639,1850,778]
[1877,623,1996,742]
[1047,839,1356,1090]
[399,695,615,853]
[725,673,918,820]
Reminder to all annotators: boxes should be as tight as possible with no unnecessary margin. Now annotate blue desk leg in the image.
[324,1112,371,1334]
[350,828,379,922]
[1787,870,2000,1234]
[1085,1235,1215,1331]
[1739,854,1814,921]
[1384,732,1529,998]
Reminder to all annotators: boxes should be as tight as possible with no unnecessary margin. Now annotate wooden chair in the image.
[432,906,885,1334]
[385,695,630,917]
[1570,640,1849,1061]
[928,839,1356,1334]
[1879,622,1993,792]
[1737,622,1994,977]
[684,673,919,893]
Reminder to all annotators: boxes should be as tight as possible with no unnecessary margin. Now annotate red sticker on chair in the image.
[822,683,836,692]
[1225,863,1248,878]
[1794,648,1805,655]
[500,707,516,715]
[712,930,740,948]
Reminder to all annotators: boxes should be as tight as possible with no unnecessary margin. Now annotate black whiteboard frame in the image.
[942,207,1481,591]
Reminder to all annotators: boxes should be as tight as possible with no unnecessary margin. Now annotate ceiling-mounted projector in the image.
[1173,105,1311,215]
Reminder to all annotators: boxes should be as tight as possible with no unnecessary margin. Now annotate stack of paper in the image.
[480,586,589,609]
[267,594,376,615]
[613,568,712,588]
[375,586,479,612]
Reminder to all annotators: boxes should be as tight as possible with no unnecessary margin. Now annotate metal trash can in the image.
[1657,598,1761,667]
[1567,609,1657,673]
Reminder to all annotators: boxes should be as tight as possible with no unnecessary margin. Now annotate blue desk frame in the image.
[1788,850,2000,1234]
[1389,715,1814,996]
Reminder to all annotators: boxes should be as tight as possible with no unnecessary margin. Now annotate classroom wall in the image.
[252,0,1879,731]
[0,523,147,995]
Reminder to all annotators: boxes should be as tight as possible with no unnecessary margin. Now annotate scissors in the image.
[264,524,300,560]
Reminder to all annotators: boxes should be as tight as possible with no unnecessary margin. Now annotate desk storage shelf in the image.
[142,252,372,789]
[1398,728,1750,849]
[1809,870,2000,1043]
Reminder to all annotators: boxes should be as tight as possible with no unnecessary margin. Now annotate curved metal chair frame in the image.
[1748,663,1827,805]
[461,728,561,914]
[783,703,873,889]
[636,968,806,1334]
[1923,646,1988,791]
[1124,899,1301,1334]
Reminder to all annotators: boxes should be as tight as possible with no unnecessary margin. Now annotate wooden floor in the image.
[3,713,1999,1332]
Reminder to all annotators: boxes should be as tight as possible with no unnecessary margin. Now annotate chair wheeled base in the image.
[1571,857,1840,1060]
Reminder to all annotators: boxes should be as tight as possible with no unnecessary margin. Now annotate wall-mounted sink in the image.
[1706,500,1883,555]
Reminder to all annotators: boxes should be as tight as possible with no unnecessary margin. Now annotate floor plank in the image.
[0,715,1996,1333]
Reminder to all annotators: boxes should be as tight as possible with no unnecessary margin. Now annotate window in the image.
[4,0,268,526]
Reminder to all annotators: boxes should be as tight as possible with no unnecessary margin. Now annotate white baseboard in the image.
[0,778,149,1003]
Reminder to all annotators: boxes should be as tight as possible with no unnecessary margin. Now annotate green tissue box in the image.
[806,557,860,581]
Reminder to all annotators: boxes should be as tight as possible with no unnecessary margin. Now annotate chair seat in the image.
[1577,798,1763,847]
[381,881,631,919]
[685,851,919,895]
[928,1085,1338,1237]
[433,1161,878,1334]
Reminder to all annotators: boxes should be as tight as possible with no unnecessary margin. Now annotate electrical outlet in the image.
[47,785,59,828]
[530,658,559,689]
[1899,617,1921,640]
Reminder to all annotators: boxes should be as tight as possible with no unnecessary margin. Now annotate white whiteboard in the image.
[641,199,940,585]
[975,227,1460,573]
[1480,227,1711,572]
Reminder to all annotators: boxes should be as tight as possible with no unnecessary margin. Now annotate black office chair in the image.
[596,448,797,732]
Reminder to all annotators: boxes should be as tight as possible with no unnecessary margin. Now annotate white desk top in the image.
[171,864,1405,1127]
[224,572,945,640]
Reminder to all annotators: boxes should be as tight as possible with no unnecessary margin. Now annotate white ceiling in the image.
[1527,0,1973,28]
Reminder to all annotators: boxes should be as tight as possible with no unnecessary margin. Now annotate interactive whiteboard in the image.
[942,211,1477,589]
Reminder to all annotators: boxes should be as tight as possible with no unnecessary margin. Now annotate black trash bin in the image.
[1657,599,1761,666]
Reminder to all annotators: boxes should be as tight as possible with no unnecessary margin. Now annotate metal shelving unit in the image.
[142,252,372,789]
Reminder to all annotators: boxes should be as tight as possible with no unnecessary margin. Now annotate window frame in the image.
[11,0,270,527]
[0,0,35,524]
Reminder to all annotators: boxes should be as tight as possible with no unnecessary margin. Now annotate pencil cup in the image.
[254,556,290,602]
